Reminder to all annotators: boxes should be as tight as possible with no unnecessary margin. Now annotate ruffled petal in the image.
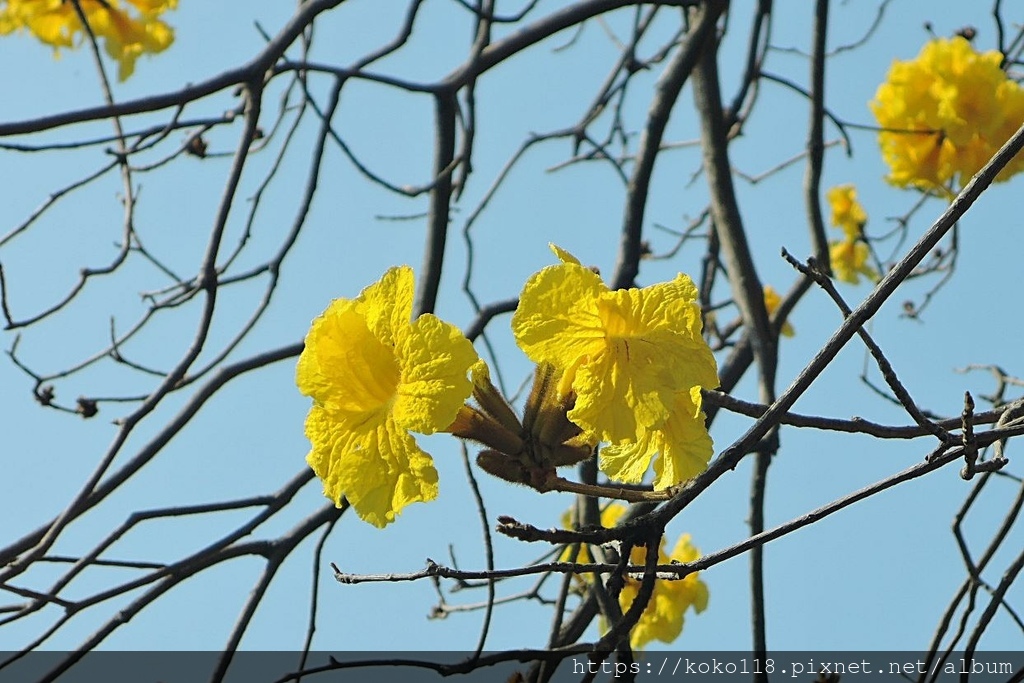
[393,313,478,434]
[830,239,878,285]
[85,4,174,80]
[763,285,795,337]
[826,185,868,240]
[357,265,415,348]
[126,0,179,14]
[529,269,716,443]
[513,249,718,486]
[512,260,607,372]
[549,242,582,265]
[2,0,177,80]
[650,387,714,489]
[600,387,713,489]
[305,407,438,528]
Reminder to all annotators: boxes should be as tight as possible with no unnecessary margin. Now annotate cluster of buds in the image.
[450,363,595,490]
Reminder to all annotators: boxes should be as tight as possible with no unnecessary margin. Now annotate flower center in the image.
[350,336,401,410]
[327,308,402,424]
[597,297,634,339]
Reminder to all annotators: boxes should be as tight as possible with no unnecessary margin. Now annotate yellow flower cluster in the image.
[0,0,176,80]
[297,246,719,526]
[826,185,878,285]
[562,504,708,649]
[871,36,1024,193]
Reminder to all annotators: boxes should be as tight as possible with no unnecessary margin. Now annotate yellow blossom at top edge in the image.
[0,0,176,81]
[575,504,707,649]
[826,185,867,240]
[87,4,174,81]
[763,285,794,338]
[297,266,478,527]
[870,36,1024,193]
[0,0,74,46]
[126,0,179,14]
[511,247,719,457]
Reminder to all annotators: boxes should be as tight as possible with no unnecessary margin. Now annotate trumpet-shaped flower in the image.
[829,239,878,285]
[563,504,708,649]
[297,266,477,527]
[0,0,176,80]
[511,246,718,488]
[871,37,1024,192]
[826,185,867,240]
[763,285,795,337]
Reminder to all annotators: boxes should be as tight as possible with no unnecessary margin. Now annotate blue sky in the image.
[0,0,1022,659]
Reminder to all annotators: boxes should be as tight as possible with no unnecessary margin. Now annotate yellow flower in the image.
[297,266,478,527]
[565,504,708,649]
[826,185,867,240]
[871,37,1024,192]
[829,239,878,285]
[511,245,718,489]
[762,285,794,337]
[0,0,176,81]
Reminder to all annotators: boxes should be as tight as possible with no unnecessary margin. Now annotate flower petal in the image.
[599,386,713,489]
[393,313,478,434]
[512,260,607,372]
[830,239,878,285]
[305,406,439,528]
[651,387,714,489]
[763,285,795,337]
[298,265,477,526]
[357,265,415,348]
[514,253,718,487]
[826,185,867,240]
[549,242,582,265]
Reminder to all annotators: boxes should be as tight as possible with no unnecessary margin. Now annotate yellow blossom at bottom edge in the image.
[578,504,708,649]
[621,533,709,649]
